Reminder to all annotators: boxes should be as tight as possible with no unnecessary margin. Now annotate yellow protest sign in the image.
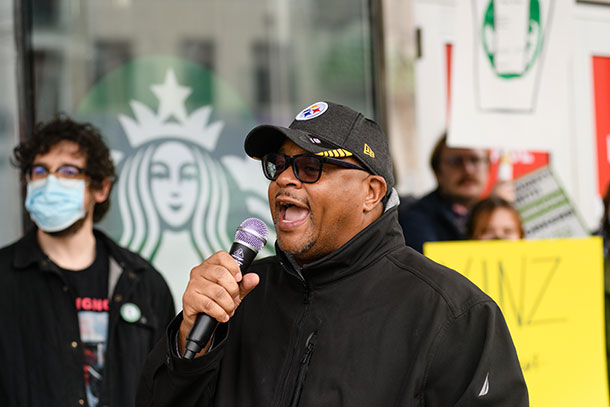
[424,237,608,407]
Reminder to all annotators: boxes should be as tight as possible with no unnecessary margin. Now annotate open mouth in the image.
[278,201,310,228]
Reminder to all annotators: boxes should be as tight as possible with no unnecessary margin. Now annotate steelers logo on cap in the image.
[295,102,328,121]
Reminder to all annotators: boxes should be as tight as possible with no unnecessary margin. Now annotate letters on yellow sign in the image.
[424,237,608,407]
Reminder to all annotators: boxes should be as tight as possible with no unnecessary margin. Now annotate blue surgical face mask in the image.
[25,175,86,232]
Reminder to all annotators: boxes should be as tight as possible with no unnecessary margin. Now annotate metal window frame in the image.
[13,0,35,231]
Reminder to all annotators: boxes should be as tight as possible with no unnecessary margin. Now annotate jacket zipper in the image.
[290,331,317,407]
[272,280,313,407]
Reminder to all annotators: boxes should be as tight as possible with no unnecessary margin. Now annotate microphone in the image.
[183,218,269,360]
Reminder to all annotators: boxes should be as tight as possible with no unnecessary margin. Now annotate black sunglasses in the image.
[262,153,368,183]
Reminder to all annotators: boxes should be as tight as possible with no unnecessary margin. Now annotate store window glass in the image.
[28,0,378,304]
[0,1,23,247]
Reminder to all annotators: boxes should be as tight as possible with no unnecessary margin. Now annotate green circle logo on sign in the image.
[481,0,543,79]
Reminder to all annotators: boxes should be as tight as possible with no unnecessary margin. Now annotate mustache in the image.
[274,190,309,207]
[457,176,481,185]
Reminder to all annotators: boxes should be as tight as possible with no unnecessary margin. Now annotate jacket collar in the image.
[277,206,405,286]
[12,228,149,274]
[93,229,150,273]
[13,228,47,269]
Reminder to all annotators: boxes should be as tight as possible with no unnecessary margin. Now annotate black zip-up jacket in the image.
[0,229,175,407]
[137,208,528,406]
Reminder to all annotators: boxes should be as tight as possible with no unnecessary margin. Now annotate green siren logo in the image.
[481,0,543,79]
[116,68,235,259]
[76,57,274,305]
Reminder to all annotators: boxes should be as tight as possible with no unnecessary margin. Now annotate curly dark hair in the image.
[12,114,116,222]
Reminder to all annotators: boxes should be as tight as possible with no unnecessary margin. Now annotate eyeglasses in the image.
[26,164,86,181]
[442,154,489,169]
[261,153,368,183]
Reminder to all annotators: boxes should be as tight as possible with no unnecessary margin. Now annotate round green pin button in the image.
[120,302,142,323]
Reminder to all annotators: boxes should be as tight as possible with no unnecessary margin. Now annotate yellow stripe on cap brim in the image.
[315,149,353,158]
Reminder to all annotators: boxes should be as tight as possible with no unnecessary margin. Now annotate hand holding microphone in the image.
[180,218,268,359]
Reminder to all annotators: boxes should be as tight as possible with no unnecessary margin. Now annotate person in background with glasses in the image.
[0,115,175,407]
[136,102,528,407]
[398,133,514,253]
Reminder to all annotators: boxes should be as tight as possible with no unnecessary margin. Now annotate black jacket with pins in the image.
[0,229,175,407]
[137,207,528,407]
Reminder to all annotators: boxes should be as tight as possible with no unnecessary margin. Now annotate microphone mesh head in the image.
[235,218,269,251]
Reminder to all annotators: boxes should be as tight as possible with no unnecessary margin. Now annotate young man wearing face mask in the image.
[136,102,528,407]
[0,116,175,407]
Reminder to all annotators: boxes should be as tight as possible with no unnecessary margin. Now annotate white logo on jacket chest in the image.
[478,372,490,397]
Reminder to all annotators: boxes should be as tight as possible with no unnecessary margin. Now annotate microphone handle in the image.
[183,241,258,359]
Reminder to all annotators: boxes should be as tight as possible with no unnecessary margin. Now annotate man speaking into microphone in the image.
[137,102,528,407]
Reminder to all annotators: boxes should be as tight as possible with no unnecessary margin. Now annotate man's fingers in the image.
[191,263,241,298]
[240,273,260,295]
[196,281,239,317]
[188,290,232,323]
[182,251,260,326]
[178,251,260,356]
[205,251,242,277]
[234,273,260,306]
[183,273,236,321]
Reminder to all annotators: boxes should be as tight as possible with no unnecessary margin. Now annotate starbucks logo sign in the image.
[77,57,274,305]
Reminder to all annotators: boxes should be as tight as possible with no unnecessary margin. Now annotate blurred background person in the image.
[399,133,491,253]
[399,133,517,252]
[466,196,524,240]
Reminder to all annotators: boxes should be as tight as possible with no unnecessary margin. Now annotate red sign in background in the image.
[593,56,610,198]
[444,44,548,196]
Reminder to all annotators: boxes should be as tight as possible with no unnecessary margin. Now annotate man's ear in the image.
[93,178,112,203]
[363,175,386,213]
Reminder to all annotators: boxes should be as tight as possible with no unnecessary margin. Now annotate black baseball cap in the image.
[244,101,394,195]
